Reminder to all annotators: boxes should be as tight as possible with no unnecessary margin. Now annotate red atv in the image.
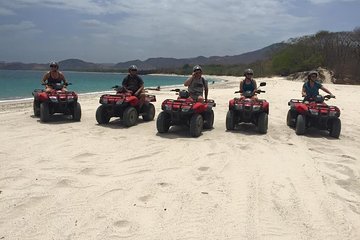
[287,95,341,138]
[156,89,216,137]
[32,83,81,122]
[95,86,156,127]
[226,82,268,133]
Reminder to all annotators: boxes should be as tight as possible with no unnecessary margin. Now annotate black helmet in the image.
[179,90,190,98]
[244,68,254,76]
[49,61,59,68]
[128,65,138,71]
[193,65,202,72]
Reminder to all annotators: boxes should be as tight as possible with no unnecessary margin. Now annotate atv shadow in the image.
[226,123,264,135]
[95,118,149,129]
[298,128,340,140]
[34,115,79,124]
[156,125,214,139]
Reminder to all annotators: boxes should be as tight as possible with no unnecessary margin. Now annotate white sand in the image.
[1,76,359,239]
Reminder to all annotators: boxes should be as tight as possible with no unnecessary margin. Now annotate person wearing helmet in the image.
[184,65,208,102]
[41,61,68,92]
[302,70,334,101]
[122,65,145,105]
[239,68,257,98]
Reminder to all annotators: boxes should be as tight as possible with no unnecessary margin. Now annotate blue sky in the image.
[0,0,359,63]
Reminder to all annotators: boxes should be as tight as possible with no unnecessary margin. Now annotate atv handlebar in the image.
[234,90,265,94]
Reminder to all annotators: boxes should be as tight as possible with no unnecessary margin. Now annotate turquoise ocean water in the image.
[0,70,194,101]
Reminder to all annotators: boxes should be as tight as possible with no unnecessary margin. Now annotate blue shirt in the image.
[241,79,256,93]
[303,81,322,99]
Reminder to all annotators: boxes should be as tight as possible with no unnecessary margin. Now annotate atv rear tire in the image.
[258,112,268,134]
[226,110,235,130]
[156,111,171,133]
[329,118,341,138]
[40,102,50,122]
[123,107,138,127]
[72,102,81,121]
[142,103,155,121]
[203,110,214,129]
[287,110,295,128]
[33,100,40,117]
[96,105,110,124]
[295,114,306,135]
[189,113,203,137]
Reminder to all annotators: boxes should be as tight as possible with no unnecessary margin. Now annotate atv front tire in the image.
[72,102,81,121]
[40,102,50,122]
[287,110,295,128]
[329,118,341,138]
[295,114,306,135]
[258,112,268,134]
[203,110,214,129]
[96,105,110,124]
[156,111,171,133]
[189,113,203,137]
[226,110,235,130]
[123,107,138,127]
[142,103,155,121]
[33,100,40,117]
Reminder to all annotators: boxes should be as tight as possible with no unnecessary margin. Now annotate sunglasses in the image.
[50,65,57,68]
[130,69,137,72]
[246,73,253,75]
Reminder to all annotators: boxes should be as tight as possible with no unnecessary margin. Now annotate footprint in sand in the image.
[80,167,94,175]
[112,220,138,237]
[198,166,210,172]
[138,194,152,202]
[56,179,74,187]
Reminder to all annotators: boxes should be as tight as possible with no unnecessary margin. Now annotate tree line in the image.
[153,28,360,84]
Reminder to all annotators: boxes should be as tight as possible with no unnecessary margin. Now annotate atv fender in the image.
[127,96,140,107]
[262,101,270,114]
[193,102,207,113]
[229,99,235,109]
[295,103,308,115]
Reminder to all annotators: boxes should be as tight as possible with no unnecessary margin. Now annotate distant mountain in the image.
[114,43,286,70]
[0,42,286,71]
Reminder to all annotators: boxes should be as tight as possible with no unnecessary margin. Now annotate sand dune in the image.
[0,76,359,239]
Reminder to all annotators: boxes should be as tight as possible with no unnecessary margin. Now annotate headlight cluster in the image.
[252,105,261,111]
[234,104,243,110]
[182,106,191,112]
[309,109,319,115]
[164,105,172,111]
[329,111,338,117]
[49,96,58,102]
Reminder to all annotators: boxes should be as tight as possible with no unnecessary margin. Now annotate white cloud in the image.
[0,7,15,15]
[0,21,39,33]
[307,0,357,4]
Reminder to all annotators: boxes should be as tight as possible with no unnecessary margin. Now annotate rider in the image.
[184,65,208,102]
[302,70,334,101]
[41,61,68,92]
[240,68,257,98]
[122,65,145,106]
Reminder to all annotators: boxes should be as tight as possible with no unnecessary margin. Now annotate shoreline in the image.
[0,74,231,106]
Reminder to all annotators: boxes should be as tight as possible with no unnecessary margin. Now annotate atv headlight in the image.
[116,99,123,105]
[309,109,319,115]
[182,106,191,112]
[49,96,58,102]
[102,98,108,104]
[164,105,172,111]
[329,111,337,117]
[234,104,243,110]
[253,105,261,111]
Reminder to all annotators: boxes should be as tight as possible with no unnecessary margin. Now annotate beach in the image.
[1,75,360,239]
